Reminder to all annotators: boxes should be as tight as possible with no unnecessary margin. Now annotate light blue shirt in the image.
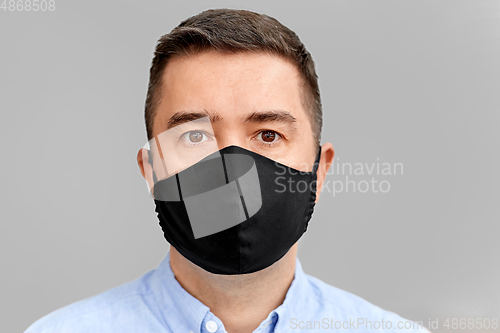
[25,252,426,332]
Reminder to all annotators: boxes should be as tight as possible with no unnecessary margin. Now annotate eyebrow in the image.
[166,110,221,129]
[244,110,297,124]
[166,109,297,129]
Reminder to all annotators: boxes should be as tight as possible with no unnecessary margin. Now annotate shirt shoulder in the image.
[24,270,164,333]
[288,272,428,332]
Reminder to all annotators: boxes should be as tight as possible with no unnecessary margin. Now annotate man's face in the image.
[139,50,332,201]
[155,50,316,169]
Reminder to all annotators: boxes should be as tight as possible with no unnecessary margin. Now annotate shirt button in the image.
[206,320,218,333]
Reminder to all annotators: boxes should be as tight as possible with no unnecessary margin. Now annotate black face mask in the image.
[151,145,321,275]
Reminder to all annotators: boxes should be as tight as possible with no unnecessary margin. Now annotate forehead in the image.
[153,50,308,133]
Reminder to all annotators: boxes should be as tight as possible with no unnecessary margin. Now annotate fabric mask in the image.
[142,118,321,275]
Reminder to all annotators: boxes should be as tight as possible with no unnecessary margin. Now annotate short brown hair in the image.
[144,8,322,146]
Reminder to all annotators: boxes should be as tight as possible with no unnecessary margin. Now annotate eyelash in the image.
[180,130,213,147]
[254,130,283,147]
[179,129,284,147]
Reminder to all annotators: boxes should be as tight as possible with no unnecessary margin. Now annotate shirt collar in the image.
[151,250,309,333]
[151,251,210,333]
[265,256,309,332]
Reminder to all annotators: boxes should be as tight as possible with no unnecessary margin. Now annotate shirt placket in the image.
[200,312,227,333]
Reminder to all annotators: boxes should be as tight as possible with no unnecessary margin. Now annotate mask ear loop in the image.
[147,136,170,186]
[312,145,322,174]
[147,144,184,201]
[147,150,158,184]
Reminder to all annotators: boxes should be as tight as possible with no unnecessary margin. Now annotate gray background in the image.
[1,1,499,332]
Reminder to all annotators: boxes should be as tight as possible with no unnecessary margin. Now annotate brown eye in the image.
[189,131,203,143]
[261,130,276,142]
[181,130,210,146]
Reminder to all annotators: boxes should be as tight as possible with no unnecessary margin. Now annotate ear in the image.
[315,142,334,203]
[137,148,155,196]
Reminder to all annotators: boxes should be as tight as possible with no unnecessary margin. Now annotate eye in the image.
[257,130,281,145]
[181,130,211,146]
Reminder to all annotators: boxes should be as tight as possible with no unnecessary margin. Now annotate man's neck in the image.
[169,244,298,333]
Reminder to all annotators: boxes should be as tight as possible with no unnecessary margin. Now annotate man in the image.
[25,8,427,333]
